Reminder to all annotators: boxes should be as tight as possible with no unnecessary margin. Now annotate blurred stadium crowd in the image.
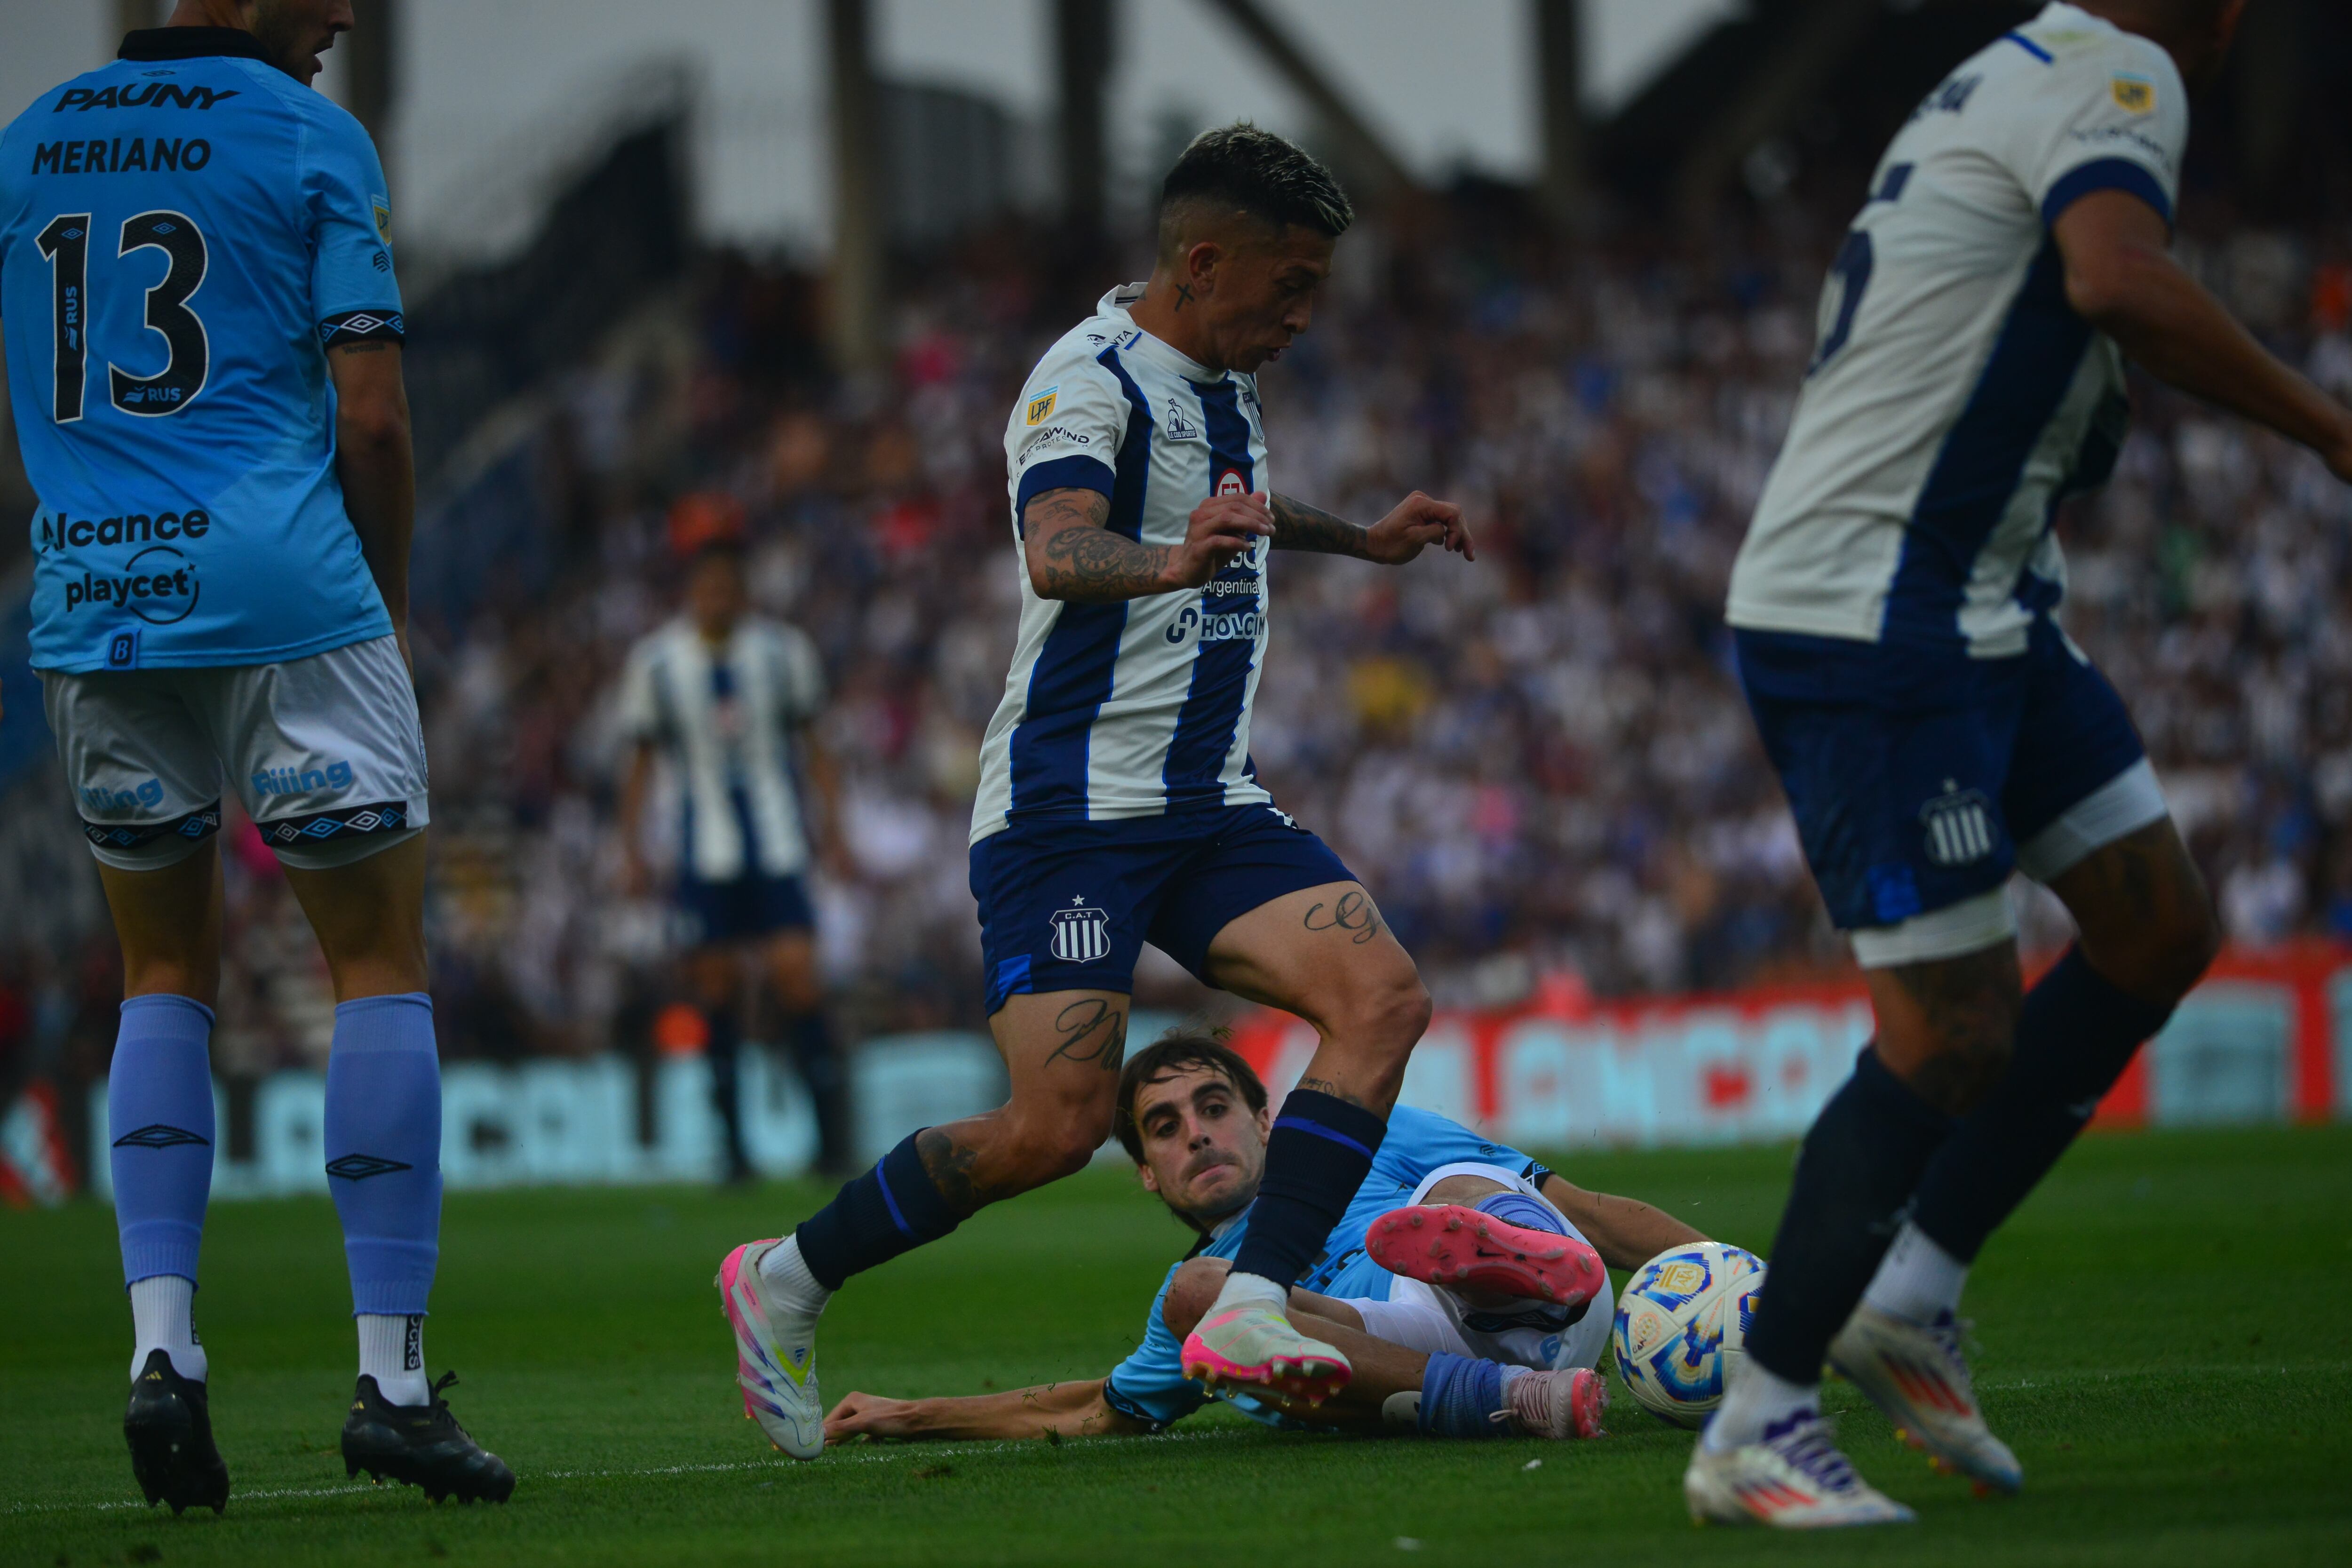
[5,185,2351,1090]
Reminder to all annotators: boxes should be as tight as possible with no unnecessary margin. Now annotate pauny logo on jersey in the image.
[1049,896,1110,963]
[1920,784,1995,867]
[1163,398,1202,442]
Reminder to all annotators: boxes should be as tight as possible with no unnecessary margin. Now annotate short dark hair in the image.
[1157,124,1354,253]
[1113,1029,1269,1164]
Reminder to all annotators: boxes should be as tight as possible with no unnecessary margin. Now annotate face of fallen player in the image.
[1171,215,1335,374]
[686,548,748,641]
[1131,1063,1271,1226]
[246,0,354,87]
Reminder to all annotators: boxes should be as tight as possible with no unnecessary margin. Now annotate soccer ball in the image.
[1610,1242,1766,1429]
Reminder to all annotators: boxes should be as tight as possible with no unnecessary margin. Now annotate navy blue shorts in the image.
[1736,619,2161,957]
[678,871,815,946]
[970,803,1358,1014]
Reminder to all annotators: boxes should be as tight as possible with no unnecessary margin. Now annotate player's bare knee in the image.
[1423,1173,1507,1207]
[1162,1258,1231,1337]
[1877,947,2022,1114]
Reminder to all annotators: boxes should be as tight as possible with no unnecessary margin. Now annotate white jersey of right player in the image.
[1726,3,2189,658]
[971,285,1274,843]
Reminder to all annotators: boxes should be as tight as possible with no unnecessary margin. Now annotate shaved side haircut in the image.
[1156,124,1354,264]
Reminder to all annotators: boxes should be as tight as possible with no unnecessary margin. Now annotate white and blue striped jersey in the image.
[1725,3,2189,658]
[615,616,825,882]
[970,286,1273,843]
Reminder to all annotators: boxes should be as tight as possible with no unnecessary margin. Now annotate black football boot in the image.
[124,1349,230,1515]
[341,1370,516,1504]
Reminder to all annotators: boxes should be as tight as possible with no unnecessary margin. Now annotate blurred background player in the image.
[1691,0,2352,1529]
[617,494,850,1182]
[718,125,1476,1460]
[820,1033,1708,1446]
[0,0,509,1511]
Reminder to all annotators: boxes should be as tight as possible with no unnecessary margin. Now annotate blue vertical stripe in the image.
[1160,378,1260,807]
[1881,239,2091,647]
[1006,350,1153,813]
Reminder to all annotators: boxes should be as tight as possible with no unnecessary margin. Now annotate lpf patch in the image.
[2110,74,2155,114]
[372,197,393,244]
[1920,783,1996,867]
[1049,896,1110,963]
[1025,385,1057,426]
[1653,1261,1707,1297]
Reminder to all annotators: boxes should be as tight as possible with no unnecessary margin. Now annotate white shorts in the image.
[41,634,430,872]
[1336,1161,1617,1375]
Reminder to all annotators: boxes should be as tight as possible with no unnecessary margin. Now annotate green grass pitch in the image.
[4,1125,2348,1567]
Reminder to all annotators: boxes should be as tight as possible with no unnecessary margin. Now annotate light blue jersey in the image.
[1,28,403,674]
[1102,1107,1549,1432]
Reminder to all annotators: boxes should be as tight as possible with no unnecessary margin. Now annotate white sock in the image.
[358,1313,430,1407]
[1203,1268,1287,1320]
[755,1235,834,1328]
[1863,1221,1969,1325]
[129,1275,206,1384]
[1497,1364,1529,1395]
[1702,1362,1818,1453]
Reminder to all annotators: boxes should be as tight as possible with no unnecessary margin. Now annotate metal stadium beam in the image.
[1056,0,1114,235]
[1533,0,1586,230]
[827,0,886,374]
[1195,0,1418,201]
[347,0,397,161]
[1671,0,1881,223]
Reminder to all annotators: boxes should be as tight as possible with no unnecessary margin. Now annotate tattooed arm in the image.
[1270,490,1477,565]
[1267,493,1375,558]
[1021,487,1270,602]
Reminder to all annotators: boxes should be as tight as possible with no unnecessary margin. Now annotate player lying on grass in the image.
[818,1033,1709,1445]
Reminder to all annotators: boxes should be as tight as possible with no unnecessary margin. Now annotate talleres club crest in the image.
[1050,895,1110,963]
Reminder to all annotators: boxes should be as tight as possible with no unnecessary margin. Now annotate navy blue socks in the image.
[1418,1352,1507,1438]
[1742,1046,1953,1385]
[324,993,444,1317]
[1231,1090,1388,1288]
[793,1131,965,1292]
[109,995,217,1289]
[1911,947,2175,1262]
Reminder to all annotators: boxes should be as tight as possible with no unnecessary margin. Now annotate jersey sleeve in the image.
[2010,36,2189,231]
[1099,1270,1212,1433]
[1379,1106,1536,1183]
[299,109,404,349]
[1005,345,1131,522]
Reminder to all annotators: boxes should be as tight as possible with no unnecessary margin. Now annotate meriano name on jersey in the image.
[1726,2,2189,659]
[971,285,1274,842]
[0,31,405,674]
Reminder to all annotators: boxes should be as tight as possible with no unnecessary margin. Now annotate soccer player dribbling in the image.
[0,1,509,1511]
[718,126,1477,1459]
[1691,0,2352,1527]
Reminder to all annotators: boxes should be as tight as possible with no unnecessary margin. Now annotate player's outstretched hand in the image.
[824,1391,925,1442]
[1169,492,1274,589]
[1365,491,1473,565]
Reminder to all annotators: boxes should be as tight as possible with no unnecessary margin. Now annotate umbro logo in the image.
[113,1123,208,1149]
[326,1153,414,1181]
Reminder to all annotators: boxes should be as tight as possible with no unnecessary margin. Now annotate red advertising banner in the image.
[1222,943,2348,1146]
